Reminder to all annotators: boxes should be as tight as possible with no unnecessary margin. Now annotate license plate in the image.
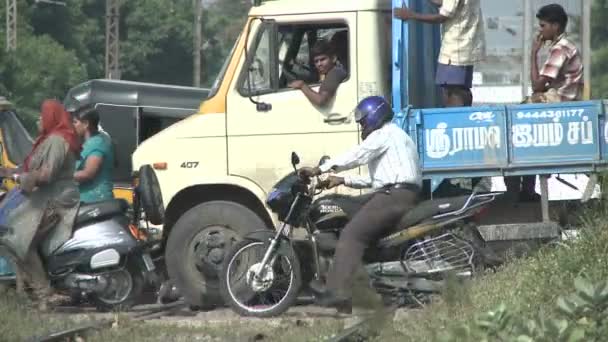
[142,253,155,271]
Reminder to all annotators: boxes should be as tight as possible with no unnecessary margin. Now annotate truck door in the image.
[225,14,360,193]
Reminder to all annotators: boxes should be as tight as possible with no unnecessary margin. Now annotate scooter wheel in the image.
[91,260,145,312]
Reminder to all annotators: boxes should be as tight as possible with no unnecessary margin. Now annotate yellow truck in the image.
[132,0,393,307]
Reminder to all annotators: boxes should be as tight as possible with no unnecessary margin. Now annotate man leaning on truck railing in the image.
[506,3,584,203]
[394,0,485,108]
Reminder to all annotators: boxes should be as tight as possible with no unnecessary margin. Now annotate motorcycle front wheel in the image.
[220,239,301,317]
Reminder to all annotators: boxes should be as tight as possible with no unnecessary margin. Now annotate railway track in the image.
[25,299,397,342]
[26,301,186,342]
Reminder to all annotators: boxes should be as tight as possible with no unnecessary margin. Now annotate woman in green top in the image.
[73,107,115,203]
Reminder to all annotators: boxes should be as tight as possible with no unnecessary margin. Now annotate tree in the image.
[591,0,608,99]
[1,34,87,130]
[0,0,252,133]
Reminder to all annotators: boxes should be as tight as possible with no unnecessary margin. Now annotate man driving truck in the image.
[288,40,347,108]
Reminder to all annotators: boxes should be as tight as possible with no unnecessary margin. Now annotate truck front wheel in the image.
[165,201,267,307]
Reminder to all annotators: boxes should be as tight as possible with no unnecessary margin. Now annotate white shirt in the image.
[438,0,486,65]
[319,123,422,189]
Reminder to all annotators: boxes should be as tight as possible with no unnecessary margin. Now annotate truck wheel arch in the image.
[162,184,273,241]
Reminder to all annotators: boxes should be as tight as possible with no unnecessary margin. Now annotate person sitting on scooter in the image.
[298,96,422,311]
[0,99,80,311]
[72,106,115,204]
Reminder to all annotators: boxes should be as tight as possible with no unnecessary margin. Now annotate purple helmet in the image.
[354,96,393,139]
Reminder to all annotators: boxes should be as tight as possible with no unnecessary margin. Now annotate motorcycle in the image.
[0,165,162,311]
[219,152,501,317]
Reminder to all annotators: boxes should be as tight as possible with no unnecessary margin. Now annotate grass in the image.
[2,201,608,341]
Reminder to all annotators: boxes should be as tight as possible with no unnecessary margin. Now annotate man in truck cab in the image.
[299,96,422,312]
[507,4,584,202]
[288,40,347,108]
[394,0,485,107]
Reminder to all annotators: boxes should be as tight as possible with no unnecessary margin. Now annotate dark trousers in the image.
[504,175,536,194]
[326,188,418,296]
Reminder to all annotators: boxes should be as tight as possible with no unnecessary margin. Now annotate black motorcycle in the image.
[219,153,499,317]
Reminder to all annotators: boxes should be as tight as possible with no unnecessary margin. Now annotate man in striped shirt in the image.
[299,96,421,312]
[530,3,583,103]
[509,4,584,202]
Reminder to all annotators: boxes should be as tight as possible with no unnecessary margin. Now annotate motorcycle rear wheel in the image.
[220,239,301,317]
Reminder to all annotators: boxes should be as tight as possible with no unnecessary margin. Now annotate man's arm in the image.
[394,6,448,23]
[296,83,334,107]
[320,174,372,190]
[531,34,552,92]
[319,129,389,174]
[394,0,459,24]
[343,174,373,189]
[290,68,344,107]
[533,36,567,94]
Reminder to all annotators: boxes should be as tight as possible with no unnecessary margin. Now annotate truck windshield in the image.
[207,40,238,99]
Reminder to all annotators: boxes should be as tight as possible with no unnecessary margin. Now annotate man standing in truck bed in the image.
[394,0,485,107]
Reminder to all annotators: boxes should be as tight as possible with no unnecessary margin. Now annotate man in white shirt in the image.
[394,0,485,107]
[299,96,421,311]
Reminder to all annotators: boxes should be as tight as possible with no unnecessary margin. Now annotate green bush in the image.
[440,277,608,342]
[383,199,608,341]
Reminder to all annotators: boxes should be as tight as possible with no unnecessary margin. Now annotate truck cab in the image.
[133,0,404,306]
[134,0,396,227]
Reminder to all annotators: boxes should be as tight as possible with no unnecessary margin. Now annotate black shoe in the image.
[309,279,352,314]
[309,279,327,296]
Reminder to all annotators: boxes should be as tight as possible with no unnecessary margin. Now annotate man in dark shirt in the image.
[289,40,347,107]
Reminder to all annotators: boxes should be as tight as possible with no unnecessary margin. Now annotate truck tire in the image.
[165,201,267,307]
[138,165,165,225]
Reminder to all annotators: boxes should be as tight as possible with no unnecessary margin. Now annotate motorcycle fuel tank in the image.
[309,197,349,231]
[309,193,373,230]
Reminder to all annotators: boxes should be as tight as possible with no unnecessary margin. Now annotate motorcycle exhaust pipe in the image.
[64,273,108,293]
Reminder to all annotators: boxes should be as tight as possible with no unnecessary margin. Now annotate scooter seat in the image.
[75,199,129,227]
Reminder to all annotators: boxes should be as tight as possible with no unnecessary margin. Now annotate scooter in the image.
[0,166,163,311]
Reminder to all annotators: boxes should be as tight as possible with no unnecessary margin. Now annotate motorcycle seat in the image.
[397,195,472,228]
[74,199,129,227]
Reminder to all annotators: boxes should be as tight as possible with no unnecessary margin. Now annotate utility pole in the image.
[5,0,17,51]
[521,0,532,100]
[193,0,203,87]
[582,0,591,100]
[105,0,121,79]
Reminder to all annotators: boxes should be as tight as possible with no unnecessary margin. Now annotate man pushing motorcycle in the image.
[298,96,422,311]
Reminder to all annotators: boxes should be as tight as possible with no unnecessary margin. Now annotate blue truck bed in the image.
[391,0,602,193]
